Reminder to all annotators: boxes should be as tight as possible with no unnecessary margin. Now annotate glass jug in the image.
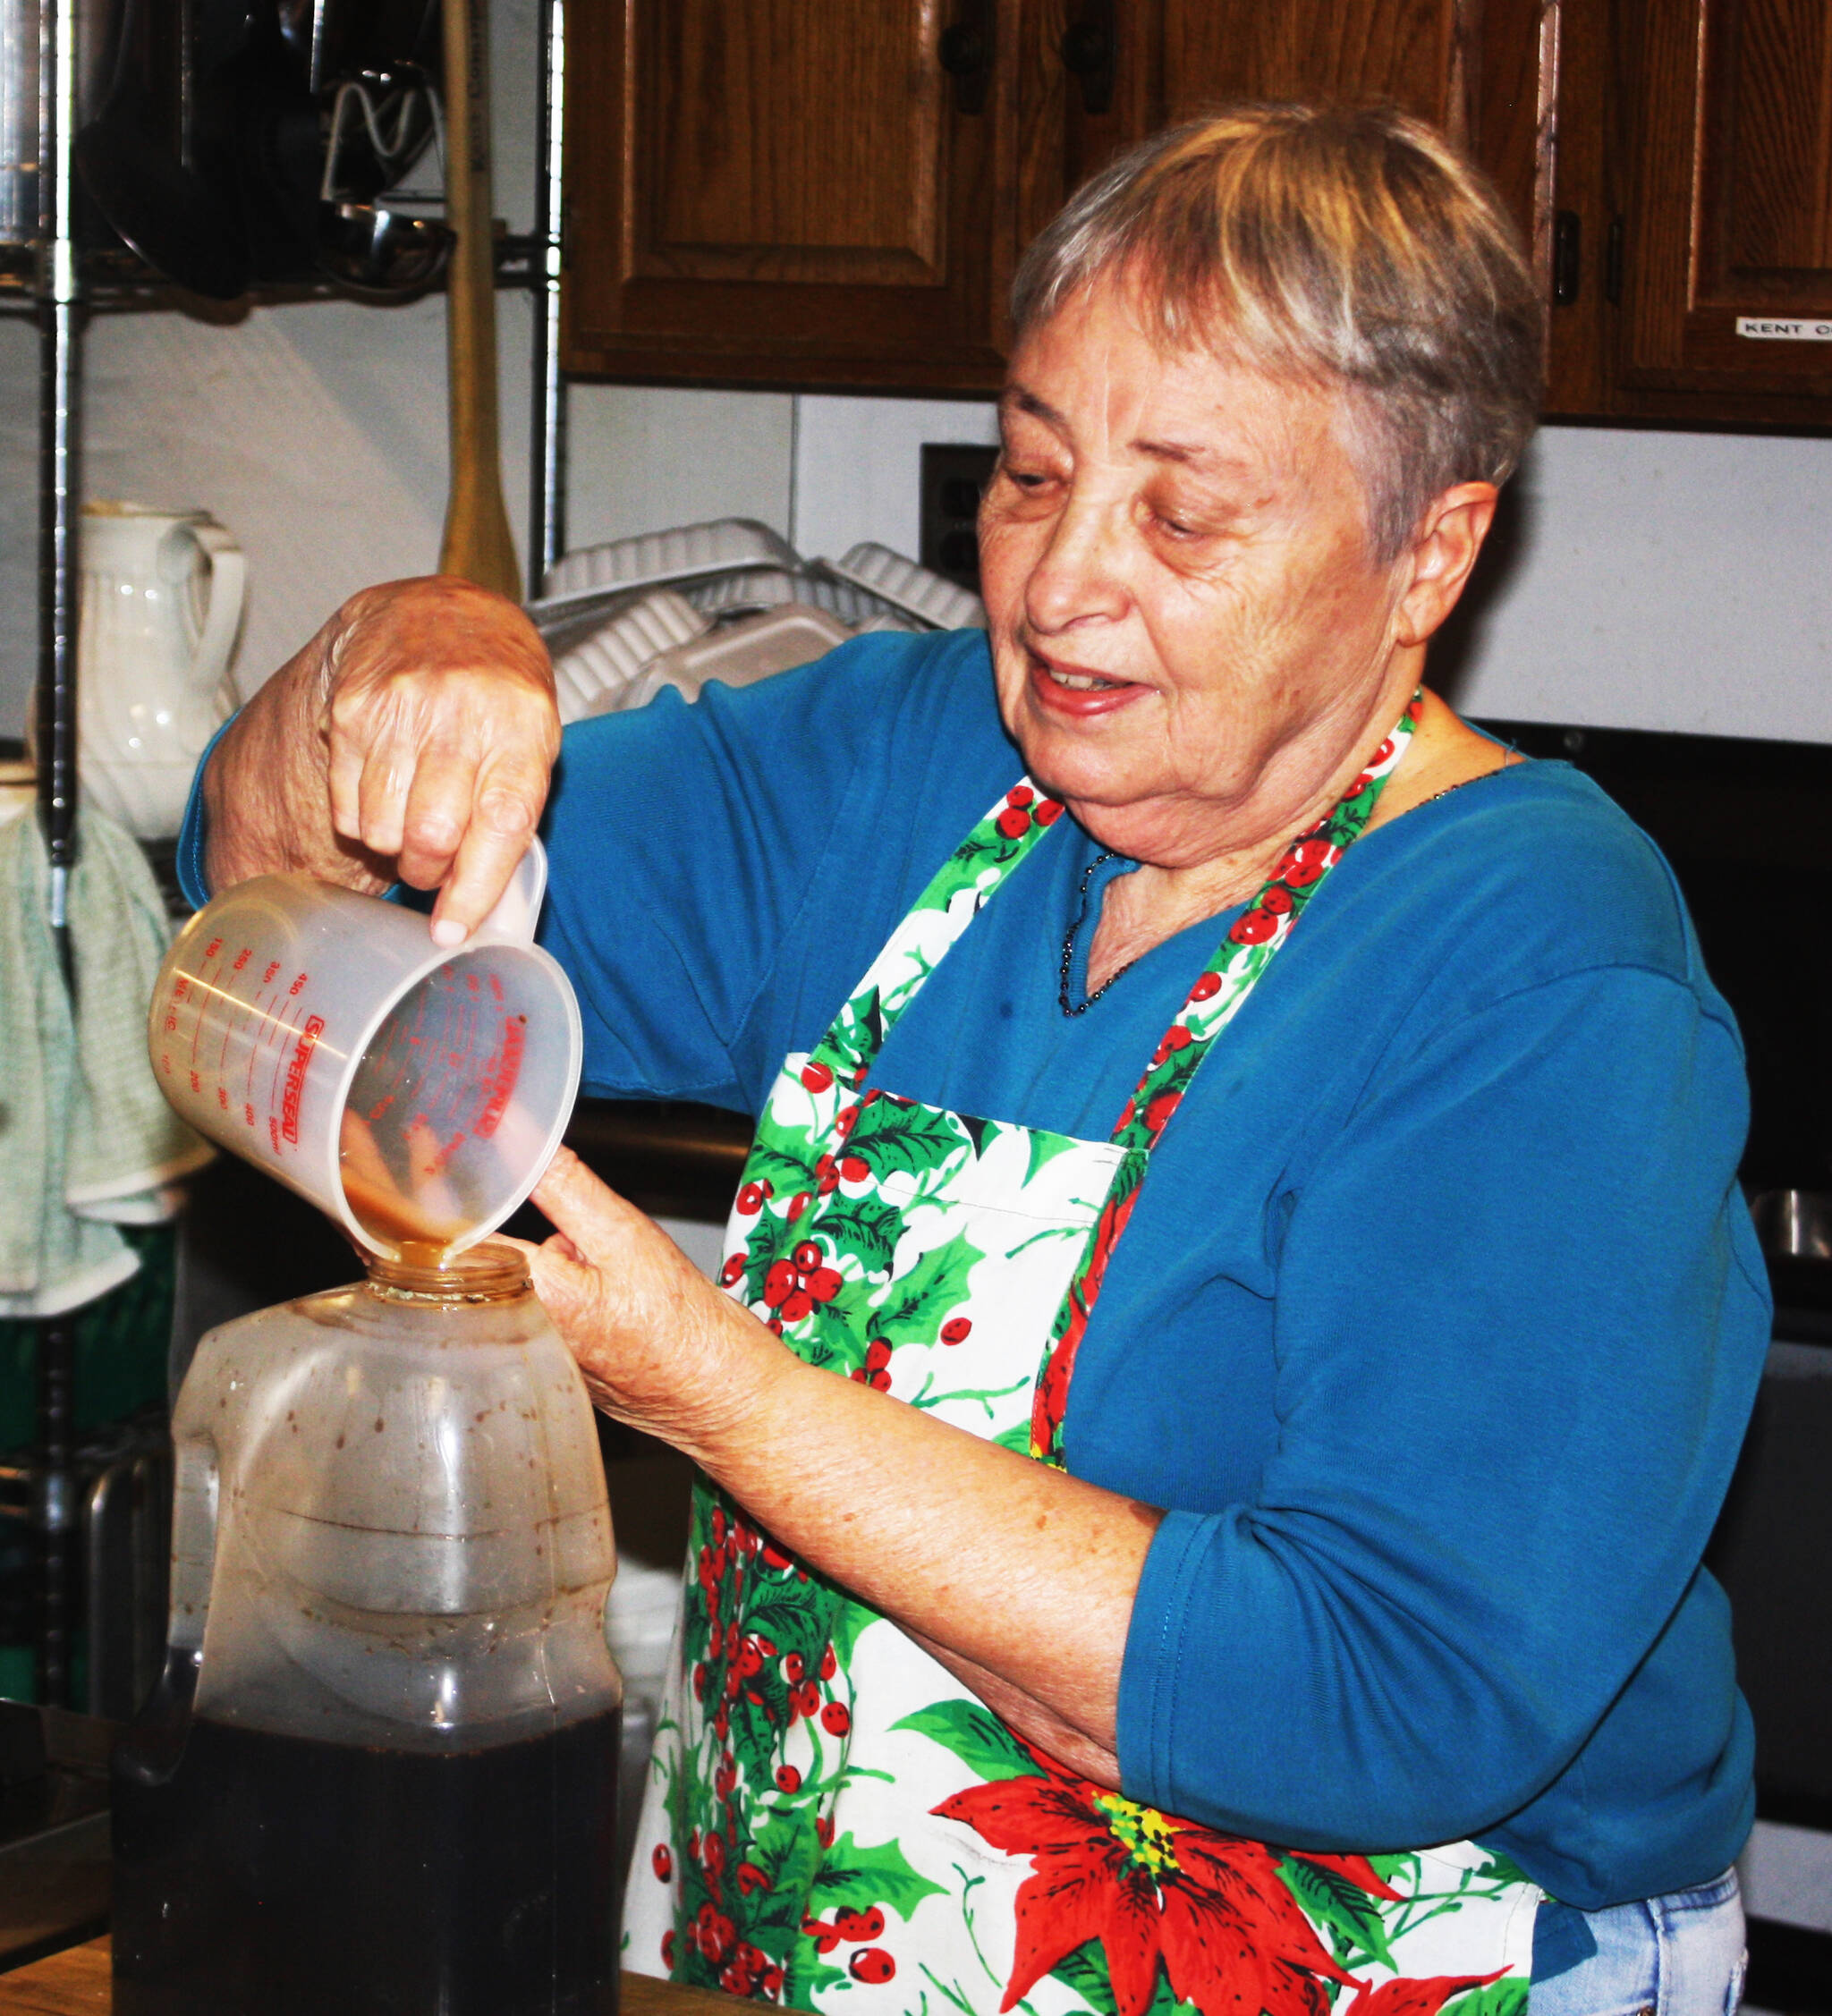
[112,1242,623,2016]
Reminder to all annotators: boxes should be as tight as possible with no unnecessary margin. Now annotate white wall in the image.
[2,0,1829,745]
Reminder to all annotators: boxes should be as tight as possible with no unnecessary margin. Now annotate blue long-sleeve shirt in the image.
[181,627,1769,1909]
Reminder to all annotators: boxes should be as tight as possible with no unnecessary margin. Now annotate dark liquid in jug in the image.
[114,1659,621,2016]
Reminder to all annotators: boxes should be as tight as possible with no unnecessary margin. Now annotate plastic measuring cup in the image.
[148,842,582,1260]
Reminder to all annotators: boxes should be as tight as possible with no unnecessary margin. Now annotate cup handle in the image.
[479,835,549,943]
[179,519,248,709]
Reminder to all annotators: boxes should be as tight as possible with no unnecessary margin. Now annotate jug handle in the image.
[179,519,248,710]
[165,1433,220,1657]
[477,835,549,943]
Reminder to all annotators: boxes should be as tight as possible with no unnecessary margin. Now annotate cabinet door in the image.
[563,0,1019,390]
[1014,1,1159,251]
[1158,0,1483,142]
[1616,0,1832,406]
[1151,0,1549,306]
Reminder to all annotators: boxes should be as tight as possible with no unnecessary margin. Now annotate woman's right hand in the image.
[202,576,559,944]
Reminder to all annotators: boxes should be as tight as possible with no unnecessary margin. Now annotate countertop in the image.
[0,1939,735,2016]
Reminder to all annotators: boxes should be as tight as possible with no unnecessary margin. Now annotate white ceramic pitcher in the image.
[76,502,246,840]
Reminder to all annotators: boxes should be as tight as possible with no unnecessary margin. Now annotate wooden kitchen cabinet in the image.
[560,0,1023,390]
[1158,0,1480,141]
[1544,0,1832,424]
[563,0,1832,424]
[1154,1,1551,297]
[560,0,1555,392]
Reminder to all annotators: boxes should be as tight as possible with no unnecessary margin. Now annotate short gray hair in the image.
[1011,104,1543,561]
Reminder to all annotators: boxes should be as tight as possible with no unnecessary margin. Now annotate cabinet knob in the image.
[939,6,993,116]
[1060,6,1115,117]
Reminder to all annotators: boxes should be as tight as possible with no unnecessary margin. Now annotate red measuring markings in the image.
[472,1014,526,1139]
[279,1016,327,1146]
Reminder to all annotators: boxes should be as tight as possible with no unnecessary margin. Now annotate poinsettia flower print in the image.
[935,1749,1397,2016]
[1341,1970,1507,2016]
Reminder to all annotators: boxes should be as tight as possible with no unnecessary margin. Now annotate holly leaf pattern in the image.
[802,1275,880,1370]
[893,1698,1036,1783]
[827,987,886,1082]
[1025,1129,1081,1184]
[958,1113,997,1158]
[745,1140,818,1199]
[869,1232,982,1344]
[815,1193,903,1275]
[828,1597,880,1672]
[847,1097,966,1182]
[810,1831,946,1920]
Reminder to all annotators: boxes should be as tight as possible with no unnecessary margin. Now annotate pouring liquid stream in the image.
[335,993,538,1265]
[338,1108,471,1267]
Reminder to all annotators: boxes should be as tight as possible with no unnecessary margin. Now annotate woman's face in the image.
[980,280,1418,870]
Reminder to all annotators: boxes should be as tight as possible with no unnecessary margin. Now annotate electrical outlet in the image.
[920,444,999,593]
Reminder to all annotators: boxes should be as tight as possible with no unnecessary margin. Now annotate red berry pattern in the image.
[990,783,1064,846]
[761,1246,844,1326]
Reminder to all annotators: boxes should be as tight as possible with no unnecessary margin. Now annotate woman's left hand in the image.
[523,1148,788,1459]
[522,1144,1158,1783]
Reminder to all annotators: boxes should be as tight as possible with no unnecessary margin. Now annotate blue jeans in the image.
[1530,1869,1747,2015]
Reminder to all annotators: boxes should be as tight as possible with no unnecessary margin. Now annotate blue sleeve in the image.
[174,719,234,909]
[177,631,958,1109]
[1116,963,1769,1848]
[539,632,937,1113]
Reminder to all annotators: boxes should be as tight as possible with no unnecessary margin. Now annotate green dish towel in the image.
[0,805,211,1317]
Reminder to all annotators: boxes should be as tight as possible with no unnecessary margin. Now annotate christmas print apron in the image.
[626,696,1543,2016]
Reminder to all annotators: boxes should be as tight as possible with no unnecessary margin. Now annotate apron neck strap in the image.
[804,695,1422,1109]
[1108,692,1421,1153]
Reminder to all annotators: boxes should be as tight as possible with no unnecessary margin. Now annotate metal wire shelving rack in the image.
[2,0,569,1707]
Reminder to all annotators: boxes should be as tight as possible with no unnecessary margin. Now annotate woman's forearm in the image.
[691,1345,1158,1773]
[530,1151,1162,1781]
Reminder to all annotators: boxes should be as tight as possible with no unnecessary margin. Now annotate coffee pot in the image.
[112,1241,624,2016]
[75,502,245,841]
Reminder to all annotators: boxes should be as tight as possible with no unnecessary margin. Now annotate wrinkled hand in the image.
[208,576,561,940]
[521,1148,789,1455]
[318,577,559,942]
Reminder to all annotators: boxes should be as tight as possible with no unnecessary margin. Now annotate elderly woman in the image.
[191,106,1765,2016]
